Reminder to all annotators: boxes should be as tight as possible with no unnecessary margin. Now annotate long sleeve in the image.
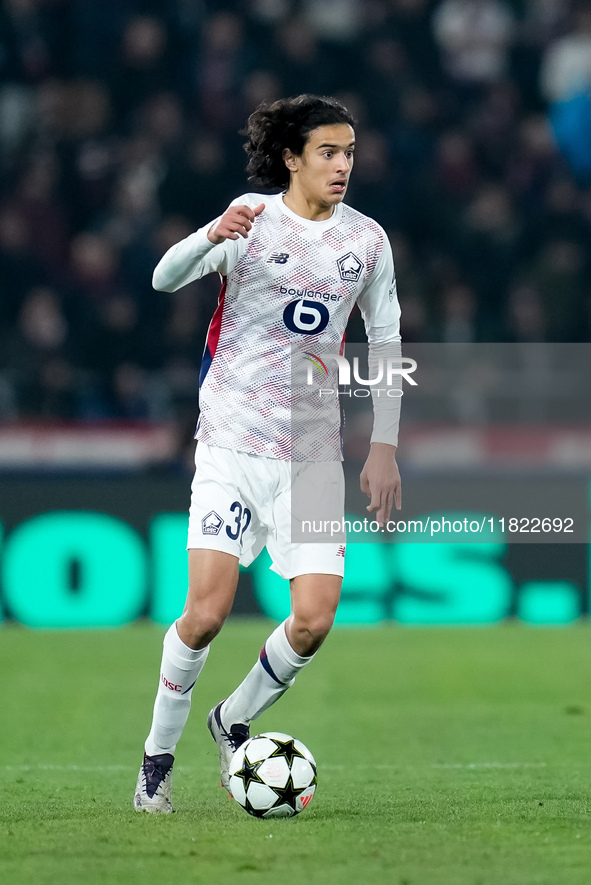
[356,233,401,345]
[355,234,403,447]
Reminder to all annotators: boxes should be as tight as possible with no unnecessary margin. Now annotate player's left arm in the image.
[355,233,402,525]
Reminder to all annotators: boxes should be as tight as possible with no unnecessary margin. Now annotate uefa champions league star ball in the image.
[228,732,317,819]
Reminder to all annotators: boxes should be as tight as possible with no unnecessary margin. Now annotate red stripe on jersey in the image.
[199,277,227,387]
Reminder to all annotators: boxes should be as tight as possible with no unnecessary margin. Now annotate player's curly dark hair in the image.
[242,94,356,190]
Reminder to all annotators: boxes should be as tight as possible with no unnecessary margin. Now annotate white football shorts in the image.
[187,442,346,580]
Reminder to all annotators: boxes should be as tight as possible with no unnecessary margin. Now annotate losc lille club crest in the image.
[337,252,363,282]
[202,510,224,535]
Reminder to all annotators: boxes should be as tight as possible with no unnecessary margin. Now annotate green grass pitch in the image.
[1,620,591,885]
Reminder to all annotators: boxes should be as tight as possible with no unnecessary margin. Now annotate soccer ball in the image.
[228,731,317,819]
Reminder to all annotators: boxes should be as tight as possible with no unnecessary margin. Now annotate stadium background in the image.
[1,0,590,628]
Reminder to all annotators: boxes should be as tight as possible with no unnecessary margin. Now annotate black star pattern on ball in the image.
[268,738,306,767]
[235,757,264,792]
[271,774,305,813]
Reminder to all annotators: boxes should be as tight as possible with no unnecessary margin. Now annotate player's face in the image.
[285,124,355,211]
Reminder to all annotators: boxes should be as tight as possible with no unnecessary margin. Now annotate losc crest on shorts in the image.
[187,443,346,580]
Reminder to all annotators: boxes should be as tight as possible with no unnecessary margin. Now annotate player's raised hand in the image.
[207,203,265,245]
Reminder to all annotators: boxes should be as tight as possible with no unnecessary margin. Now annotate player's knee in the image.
[179,609,227,647]
[292,611,335,648]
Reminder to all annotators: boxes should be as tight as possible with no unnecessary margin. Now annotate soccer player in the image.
[134,94,402,813]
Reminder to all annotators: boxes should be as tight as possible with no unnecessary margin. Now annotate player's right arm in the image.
[152,199,265,292]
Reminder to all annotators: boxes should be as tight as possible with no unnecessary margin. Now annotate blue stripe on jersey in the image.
[199,344,213,387]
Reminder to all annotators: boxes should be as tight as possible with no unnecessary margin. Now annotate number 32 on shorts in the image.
[226,501,252,541]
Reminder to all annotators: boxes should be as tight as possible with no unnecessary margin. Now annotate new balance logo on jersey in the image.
[337,252,363,282]
[267,252,289,264]
[337,545,346,557]
[202,510,224,535]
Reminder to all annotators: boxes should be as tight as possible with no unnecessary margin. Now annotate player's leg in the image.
[145,549,239,753]
[136,440,264,811]
[211,572,341,791]
[134,548,239,813]
[285,572,342,655]
[221,572,341,724]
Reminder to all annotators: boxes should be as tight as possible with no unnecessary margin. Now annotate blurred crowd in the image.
[1,0,590,429]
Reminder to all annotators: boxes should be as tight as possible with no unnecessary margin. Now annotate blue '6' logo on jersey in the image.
[283,299,329,335]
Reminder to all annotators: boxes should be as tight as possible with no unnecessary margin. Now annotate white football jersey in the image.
[153,192,401,460]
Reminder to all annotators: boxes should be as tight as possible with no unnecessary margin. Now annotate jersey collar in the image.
[278,193,344,231]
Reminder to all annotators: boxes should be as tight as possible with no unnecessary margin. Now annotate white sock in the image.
[145,623,209,757]
[221,620,313,728]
